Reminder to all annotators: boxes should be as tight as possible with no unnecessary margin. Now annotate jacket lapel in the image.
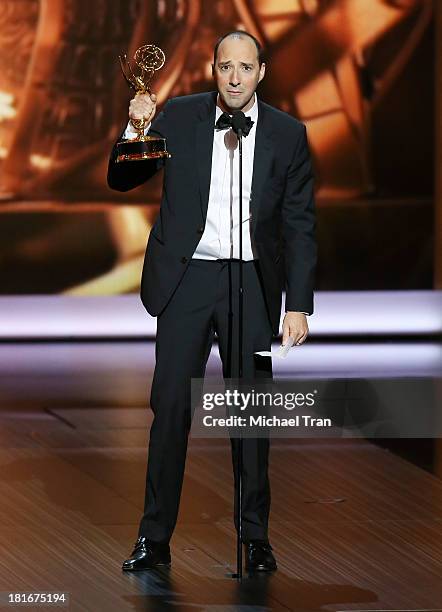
[250,100,274,235]
[196,92,217,220]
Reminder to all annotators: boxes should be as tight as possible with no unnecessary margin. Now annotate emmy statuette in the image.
[116,44,171,163]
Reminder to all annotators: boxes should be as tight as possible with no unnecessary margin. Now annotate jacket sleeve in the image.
[281,124,317,315]
[107,100,171,192]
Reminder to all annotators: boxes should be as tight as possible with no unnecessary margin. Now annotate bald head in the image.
[213,30,264,66]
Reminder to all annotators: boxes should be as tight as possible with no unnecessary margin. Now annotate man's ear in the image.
[258,62,266,83]
[211,63,215,77]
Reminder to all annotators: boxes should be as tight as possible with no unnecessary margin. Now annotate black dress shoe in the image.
[244,540,277,572]
[122,536,171,571]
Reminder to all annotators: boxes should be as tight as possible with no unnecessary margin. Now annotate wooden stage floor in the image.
[0,341,441,611]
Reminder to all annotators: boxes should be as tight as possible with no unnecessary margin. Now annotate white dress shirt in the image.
[193,93,258,261]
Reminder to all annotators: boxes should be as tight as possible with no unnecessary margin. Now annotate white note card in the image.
[254,336,295,359]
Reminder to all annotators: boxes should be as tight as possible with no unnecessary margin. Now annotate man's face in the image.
[213,35,265,113]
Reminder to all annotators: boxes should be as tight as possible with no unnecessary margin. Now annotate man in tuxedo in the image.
[108,30,317,572]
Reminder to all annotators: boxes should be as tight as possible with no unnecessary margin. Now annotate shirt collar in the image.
[215,92,258,123]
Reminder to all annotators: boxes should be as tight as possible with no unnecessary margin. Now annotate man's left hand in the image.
[282,311,309,346]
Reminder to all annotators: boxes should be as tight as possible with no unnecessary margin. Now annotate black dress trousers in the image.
[138,258,273,543]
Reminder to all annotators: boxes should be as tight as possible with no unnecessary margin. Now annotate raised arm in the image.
[107,92,170,192]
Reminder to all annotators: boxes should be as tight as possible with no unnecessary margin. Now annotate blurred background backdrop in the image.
[0,0,436,297]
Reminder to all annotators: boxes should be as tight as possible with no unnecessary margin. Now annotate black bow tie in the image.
[215,112,254,136]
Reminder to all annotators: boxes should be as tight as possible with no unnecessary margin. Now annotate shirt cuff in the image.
[286,311,310,316]
[123,120,151,139]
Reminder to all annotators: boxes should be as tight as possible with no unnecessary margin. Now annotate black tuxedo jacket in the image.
[108,91,317,336]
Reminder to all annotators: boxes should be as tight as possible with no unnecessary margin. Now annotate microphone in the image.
[231,111,247,137]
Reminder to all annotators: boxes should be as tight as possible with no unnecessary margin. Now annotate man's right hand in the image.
[129,92,157,125]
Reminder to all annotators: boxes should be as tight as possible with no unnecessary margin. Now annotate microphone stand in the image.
[231,117,244,581]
